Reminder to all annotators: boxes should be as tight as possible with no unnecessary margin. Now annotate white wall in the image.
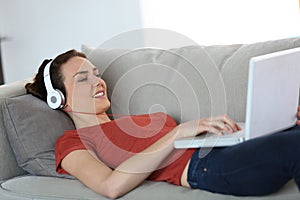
[1,0,299,83]
[0,0,142,83]
[140,0,300,45]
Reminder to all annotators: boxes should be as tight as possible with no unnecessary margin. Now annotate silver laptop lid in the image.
[245,47,300,140]
[174,47,300,149]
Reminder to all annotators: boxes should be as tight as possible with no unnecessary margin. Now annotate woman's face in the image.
[61,56,110,114]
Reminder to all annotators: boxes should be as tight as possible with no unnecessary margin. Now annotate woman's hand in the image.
[176,114,241,138]
[297,106,300,125]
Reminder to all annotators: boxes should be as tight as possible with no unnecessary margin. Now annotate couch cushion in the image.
[2,94,75,178]
[0,175,299,200]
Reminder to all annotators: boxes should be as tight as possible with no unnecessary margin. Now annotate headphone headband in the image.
[43,60,54,93]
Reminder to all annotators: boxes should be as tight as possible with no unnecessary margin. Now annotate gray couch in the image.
[1,37,300,200]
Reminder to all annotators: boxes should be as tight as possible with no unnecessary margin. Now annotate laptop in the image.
[174,47,300,149]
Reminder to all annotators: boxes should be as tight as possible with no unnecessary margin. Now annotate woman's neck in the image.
[67,111,111,129]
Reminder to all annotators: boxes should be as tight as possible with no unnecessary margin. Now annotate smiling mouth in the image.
[93,91,105,98]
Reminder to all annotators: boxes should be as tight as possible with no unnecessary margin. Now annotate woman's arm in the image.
[62,126,178,199]
[62,125,179,199]
[61,114,238,199]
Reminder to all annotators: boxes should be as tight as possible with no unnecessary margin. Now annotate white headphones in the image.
[43,60,66,109]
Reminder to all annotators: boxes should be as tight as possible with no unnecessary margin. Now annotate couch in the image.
[1,37,300,200]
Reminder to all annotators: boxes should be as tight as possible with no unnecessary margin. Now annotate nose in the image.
[91,76,105,88]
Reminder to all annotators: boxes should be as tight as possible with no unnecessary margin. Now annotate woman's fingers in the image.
[207,126,223,135]
[222,115,241,132]
[208,115,240,134]
[193,114,240,136]
[208,120,228,133]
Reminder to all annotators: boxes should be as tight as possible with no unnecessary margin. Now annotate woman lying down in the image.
[26,49,300,199]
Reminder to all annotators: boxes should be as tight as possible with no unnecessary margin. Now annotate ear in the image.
[62,104,72,112]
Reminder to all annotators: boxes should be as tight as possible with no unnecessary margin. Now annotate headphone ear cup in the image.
[47,89,65,109]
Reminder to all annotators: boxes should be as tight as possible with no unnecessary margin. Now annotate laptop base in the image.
[174,131,246,148]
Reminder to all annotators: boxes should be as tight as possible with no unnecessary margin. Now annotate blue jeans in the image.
[187,125,300,196]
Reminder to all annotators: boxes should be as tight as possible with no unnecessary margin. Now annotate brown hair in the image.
[25,49,86,103]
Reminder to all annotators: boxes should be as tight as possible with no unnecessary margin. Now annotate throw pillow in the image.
[2,94,75,178]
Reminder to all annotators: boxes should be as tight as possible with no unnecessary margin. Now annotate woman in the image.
[26,49,300,199]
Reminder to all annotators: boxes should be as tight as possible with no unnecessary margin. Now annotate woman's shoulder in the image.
[56,129,80,146]
[56,128,92,147]
[155,112,177,127]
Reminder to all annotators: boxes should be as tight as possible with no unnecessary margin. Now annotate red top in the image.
[55,112,196,185]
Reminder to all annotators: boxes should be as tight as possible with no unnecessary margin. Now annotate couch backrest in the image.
[82,37,300,123]
[0,80,29,181]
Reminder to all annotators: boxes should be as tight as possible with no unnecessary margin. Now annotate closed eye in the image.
[74,68,100,82]
[77,77,88,82]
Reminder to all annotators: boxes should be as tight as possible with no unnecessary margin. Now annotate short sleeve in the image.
[165,113,177,127]
[154,112,177,127]
[55,130,87,174]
